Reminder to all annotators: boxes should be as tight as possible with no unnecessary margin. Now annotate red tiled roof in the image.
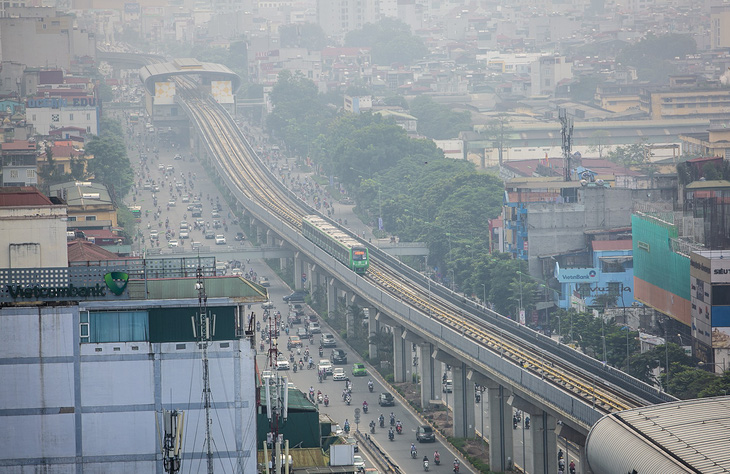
[1,140,36,151]
[67,239,127,263]
[592,240,633,251]
[50,145,80,157]
[81,229,117,239]
[0,187,53,206]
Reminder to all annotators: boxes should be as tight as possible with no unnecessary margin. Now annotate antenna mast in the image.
[196,267,215,474]
[560,108,573,181]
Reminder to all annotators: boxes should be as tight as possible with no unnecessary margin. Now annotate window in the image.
[87,311,149,343]
[69,113,74,120]
[26,169,35,178]
[80,311,89,343]
[52,114,60,122]
[86,215,96,221]
[67,216,76,221]
[608,282,620,297]
[86,113,91,120]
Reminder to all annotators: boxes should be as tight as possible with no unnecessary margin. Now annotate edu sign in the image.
[26,98,98,109]
[557,268,598,283]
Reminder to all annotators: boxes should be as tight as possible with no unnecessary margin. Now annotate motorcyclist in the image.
[388,427,394,440]
[362,400,368,413]
[344,419,350,433]
[368,379,374,392]
[396,420,402,434]
[453,459,460,473]
[345,394,351,405]
[369,420,376,433]
[379,414,385,428]
[323,395,329,406]
[434,451,440,465]
[410,443,417,457]
[423,456,429,470]
[569,460,575,474]
[390,412,395,426]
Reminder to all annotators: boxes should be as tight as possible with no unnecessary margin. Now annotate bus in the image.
[130,206,142,222]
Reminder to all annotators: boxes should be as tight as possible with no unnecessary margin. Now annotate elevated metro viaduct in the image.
[139,58,241,140]
[176,97,677,474]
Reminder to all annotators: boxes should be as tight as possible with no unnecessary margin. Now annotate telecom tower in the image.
[195,267,215,474]
[559,108,574,181]
[263,309,289,473]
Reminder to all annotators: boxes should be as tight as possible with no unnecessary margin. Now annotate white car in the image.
[276,359,290,371]
[318,359,333,375]
[215,235,226,245]
[168,240,179,248]
[353,455,365,470]
[333,368,347,381]
[179,229,189,239]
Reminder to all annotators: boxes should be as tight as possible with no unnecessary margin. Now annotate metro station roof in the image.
[139,58,241,95]
[586,396,730,473]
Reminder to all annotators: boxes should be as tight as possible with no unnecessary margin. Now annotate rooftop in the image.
[68,239,129,263]
[592,240,633,252]
[0,186,54,207]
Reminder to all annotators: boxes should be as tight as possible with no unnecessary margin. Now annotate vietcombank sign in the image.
[6,272,129,301]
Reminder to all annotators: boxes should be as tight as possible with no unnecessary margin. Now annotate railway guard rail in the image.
[181,97,675,434]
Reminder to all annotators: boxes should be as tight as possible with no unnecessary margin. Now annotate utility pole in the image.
[195,267,215,474]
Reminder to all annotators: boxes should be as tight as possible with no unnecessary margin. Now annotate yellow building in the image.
[49,181,118,229]
[640,76,730,120]
[679,127,730,160]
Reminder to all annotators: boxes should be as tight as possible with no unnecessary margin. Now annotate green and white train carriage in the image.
[302,215,369,274]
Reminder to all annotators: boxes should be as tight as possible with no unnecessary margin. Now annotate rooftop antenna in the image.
[559,108,573,181]
[194,266,215,474]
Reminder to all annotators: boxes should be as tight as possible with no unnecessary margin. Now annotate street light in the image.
[698,361,727,374]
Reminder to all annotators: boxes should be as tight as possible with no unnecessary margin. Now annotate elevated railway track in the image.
[173,80,675,431]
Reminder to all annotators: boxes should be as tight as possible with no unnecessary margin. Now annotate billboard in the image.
[556,267,598,283]
[211,81,234,104]
[154,82,175,105]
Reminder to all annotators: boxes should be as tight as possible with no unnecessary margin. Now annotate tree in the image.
[85,117,133,201]
[344,19,427,66]
[279,23,327,51]
[587,130,611,159]
[481,114,511,166]
[409,96,472,140]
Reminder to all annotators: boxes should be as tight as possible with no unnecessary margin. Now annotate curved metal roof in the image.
[139,58,241,95]
[586,396,730,474]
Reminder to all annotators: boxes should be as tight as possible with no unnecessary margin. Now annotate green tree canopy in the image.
[617,33,697,83]
[85,117,133,201]
[344,18,427,66]
[408,95,472,140]
[266,70,335,157]
[279,23,328,51]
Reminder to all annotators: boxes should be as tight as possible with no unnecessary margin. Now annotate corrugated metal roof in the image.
[586,397,730,473]
[592,240,633,251]
[0,186,54,206]
[139,276,267,301]
[686,180,730,190]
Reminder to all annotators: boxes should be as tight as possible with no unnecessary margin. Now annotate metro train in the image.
[302,215,369,274]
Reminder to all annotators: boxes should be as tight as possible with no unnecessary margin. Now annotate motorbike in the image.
[410,447,418,459]
[390,414,395,426]
[396,423,402,435]
[323,396,329,407]
[319,348,323,357]
[388,430,394,441]
[317,393,323,404]
[344,423,350,434]
[524,416,530,430]
[379,415,385,428]
[434,454,440,466]
[293,364,297,373]
[368,381,374,392]
[453,461,460,473]
[424,460,429,471]
[362,403,368,414]
[345,396,351,406]
[369,421,376,434]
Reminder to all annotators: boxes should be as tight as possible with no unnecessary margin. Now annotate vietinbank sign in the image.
[6,272,129,300]
[556,268,598,283]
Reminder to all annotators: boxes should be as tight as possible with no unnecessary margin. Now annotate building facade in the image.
[1,140,38,187]
[0,186,68,268]
[0,263,262,473]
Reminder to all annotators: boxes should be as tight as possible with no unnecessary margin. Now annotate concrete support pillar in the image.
[392,327,407,383]
[345,293,357,339]
[486,382,514,472]
[452,363,475,438]
[326,278,336,318]
[529,411,557,474]
[266,229,275,247]
[293,254,303,290]
[368,309,379,359]
[307,264,317,294]
[418,342,435,409]
[556,423,587,474]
